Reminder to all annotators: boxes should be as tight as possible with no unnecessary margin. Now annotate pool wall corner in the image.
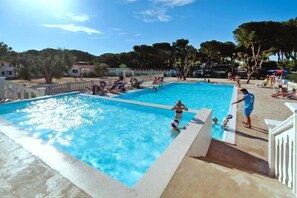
[187,109,212,157]
[133,108,213,197]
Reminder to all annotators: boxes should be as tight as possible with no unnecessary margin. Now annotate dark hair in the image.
[240,88,248,93]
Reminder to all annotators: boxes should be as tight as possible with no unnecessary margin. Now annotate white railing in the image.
[41,80,113,95]
[0,77,46,102]
[0,74,164,99]
[268,102,297,194]
[41,74,163,95]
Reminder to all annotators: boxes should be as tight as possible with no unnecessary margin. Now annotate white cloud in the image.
[151,0,195,7]
[135,33,142,37]
[118,32,128,36]
[42,24,101,35]
[138,7,171,22]
[126,39,135,42]
[90,36,109,39]
[122,0,139,3]
[134,0,194,23]
[66,13,90,22]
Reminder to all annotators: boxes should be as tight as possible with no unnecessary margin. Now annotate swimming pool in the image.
[115,82,234,139]
[0,94,195,188]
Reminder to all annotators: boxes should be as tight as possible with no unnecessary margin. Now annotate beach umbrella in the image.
[274,70,289,75]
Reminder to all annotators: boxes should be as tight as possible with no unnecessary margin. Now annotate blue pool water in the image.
[0,94,194,188]
[115,82,234,139]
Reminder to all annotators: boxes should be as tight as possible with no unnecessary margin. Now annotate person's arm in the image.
[171,105,177,110]
[182,105,188,111]
[232,97,244,105]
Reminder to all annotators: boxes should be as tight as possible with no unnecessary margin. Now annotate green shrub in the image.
[286,74,297,82]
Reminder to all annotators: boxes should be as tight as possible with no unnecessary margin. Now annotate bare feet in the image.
[243,125,252,129]
[242,121,248,125]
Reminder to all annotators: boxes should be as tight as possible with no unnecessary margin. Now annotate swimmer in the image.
[171,119,186,132]
[171,100,188,119]
[222,114,233,129]
[212,117,218,125]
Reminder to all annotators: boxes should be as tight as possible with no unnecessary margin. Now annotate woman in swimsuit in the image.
[171,100,188,119]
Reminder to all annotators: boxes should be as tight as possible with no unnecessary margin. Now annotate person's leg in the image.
[246,115,252,128]
[243,109,252,128]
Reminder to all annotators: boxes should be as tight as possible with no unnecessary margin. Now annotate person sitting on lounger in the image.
[109,77,126,93]
[286,88,297,99]
[272,85,288,98]
[153,76,162,84]
[132,78,142,89]
[98,81,107,95]
[258,76,270,87]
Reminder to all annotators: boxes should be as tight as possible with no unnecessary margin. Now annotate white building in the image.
[68,61,95,77]
[0,61,16,78]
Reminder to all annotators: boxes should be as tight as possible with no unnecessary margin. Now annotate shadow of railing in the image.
[197,139,269,176]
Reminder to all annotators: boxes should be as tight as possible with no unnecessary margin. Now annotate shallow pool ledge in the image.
[132,109,212,197]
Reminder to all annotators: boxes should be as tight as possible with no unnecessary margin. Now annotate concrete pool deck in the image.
[0,78,296,197]
[162,78,295,197]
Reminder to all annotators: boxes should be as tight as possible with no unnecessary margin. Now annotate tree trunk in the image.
[45,76,52,84]
[246,75,251,84]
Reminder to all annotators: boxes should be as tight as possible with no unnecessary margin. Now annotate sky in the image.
[0,0,296,56]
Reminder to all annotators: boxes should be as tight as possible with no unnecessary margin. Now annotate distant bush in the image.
[84,71,98,77]
[286,74,297,82]
[94,63,109,77]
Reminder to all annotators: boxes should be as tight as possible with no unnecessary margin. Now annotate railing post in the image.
[66,82,71,92]
[0,77,6,99]
[12,86,18,100]
[91,80,94,89]
[268,128,276,177]
[123,69,126,79]
[293,111,297,194]
[37,87,46,97]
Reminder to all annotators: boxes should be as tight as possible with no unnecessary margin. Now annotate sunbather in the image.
[258,76,270,87]
[153,76,162,84]
[109,81,127,93]
[87,81,107,95]
[286,88,296,99]
[98,81,107,95]
[272,85,288,98]
[131,78,142,89]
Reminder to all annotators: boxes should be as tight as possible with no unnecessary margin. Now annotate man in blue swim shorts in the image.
[232,88,255,128]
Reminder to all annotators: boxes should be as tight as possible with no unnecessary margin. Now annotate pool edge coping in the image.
[0,99,213,198]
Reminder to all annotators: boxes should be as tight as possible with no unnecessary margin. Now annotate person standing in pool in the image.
[171,100,188,119]
[232,88,255,128]
[171,119,187,132]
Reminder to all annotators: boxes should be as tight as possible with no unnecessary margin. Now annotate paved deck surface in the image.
[1,78,296,197]
[162,78,295,197]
